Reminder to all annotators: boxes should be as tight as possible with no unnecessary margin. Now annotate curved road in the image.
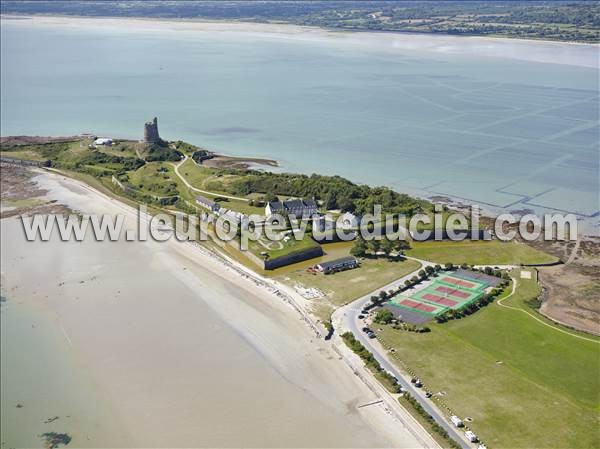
[173,156,251,202]
[332,261,477,449]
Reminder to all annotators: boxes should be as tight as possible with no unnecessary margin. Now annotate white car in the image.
[464,430,478,443]
[450,415,464,427]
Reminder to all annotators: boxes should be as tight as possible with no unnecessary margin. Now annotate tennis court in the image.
[387,270,495,322]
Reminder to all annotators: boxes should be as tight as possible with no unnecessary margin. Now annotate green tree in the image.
[381,238,395,256]
[324,191,337,210]
[350,237,369,257]
[368,238,382,254]
[393,239,411,253]
[374,309,394,324]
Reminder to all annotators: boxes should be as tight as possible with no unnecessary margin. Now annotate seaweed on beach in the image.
[39,432,71,449]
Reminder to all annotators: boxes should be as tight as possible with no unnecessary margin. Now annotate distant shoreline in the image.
[1,14,598,68]
[2,13,598,47]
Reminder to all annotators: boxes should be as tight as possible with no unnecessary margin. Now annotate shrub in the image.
[374,309,394,324]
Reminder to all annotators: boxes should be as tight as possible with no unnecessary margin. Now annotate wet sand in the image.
[0,170,432,448]
[3,15,597,68]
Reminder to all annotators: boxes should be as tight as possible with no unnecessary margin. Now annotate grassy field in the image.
[127,163,187,198]
[377,268,600,449]
[179,158,241,194]
[281,257,421,306]
[406,239,559,265]
[0,149,47,161]
[96,140,139,158]
[178,159,264,215]
[246,233,321,260]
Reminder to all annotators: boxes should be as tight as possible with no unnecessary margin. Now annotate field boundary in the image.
[498,277,599,344]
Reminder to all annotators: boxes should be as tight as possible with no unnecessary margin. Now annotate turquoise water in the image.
[1,19,598,221]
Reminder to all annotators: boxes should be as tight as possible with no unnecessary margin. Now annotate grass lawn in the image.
[127,162,184,198]
[179,158,241,194]
[178,159,264,215]
[0,150,47,161]
[282,257,421,306]
[247,233,320,260]
[406,239,559,265]
[377,269,600,449]
[97,140,139,158]
[209,196,264,216]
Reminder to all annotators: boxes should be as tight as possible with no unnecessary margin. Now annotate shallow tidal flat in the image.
[0,171,419,448]
[1,17,599,227]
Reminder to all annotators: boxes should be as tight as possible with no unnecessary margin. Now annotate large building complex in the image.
[265,198,318,218]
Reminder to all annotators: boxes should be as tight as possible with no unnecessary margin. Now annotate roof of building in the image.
[196,195,218,208]
[317,256,359,270]
[267,200,285,211]
[267,198,318,212]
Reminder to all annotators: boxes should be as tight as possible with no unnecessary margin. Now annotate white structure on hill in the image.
[93,138,113,146]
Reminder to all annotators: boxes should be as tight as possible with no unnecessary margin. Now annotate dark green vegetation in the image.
[0,139,145,176]
[144,143,182,162]
[228,171,423,215]
[2,1,598,42]
[0,138,184,206]
[0,136,557,267]
[398,393,460,449]
[377,268,600,449]
[351,236,411,257]
[39,432,71,449]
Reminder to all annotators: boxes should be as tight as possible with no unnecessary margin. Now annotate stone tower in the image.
[144,117,161,143]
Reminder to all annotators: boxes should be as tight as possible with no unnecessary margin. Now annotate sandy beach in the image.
[2,14,598,68]
[0,168,436,448]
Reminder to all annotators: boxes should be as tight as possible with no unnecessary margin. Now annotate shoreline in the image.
[2,136,597,237]
[2,13,598,48]
[2,137,597,237]
[2,14,598,68]
[0,166,437,448]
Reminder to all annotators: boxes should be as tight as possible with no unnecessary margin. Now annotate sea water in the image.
[1,18,598,225]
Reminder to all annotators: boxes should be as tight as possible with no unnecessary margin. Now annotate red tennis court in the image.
[435,286,470,299]
[400,299,437,313]
[422,293,458,307]
[442,277,476,289]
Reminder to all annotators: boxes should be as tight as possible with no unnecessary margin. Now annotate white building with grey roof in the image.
[265,198,318,218]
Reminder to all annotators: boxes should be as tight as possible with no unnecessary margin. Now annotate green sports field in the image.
[389,271,489,317]
[406,239,559,265]
[378,268,600,449]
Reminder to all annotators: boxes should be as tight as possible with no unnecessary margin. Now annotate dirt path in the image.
[497,277,599,343]
[173,156,250,202]
[565,237,581,265]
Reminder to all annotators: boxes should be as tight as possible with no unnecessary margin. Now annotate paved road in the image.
[333,262,474,449]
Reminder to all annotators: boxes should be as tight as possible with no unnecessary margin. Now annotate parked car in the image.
[450,415,464,427]
[368,333,376,339]
[465,431,478,443]
[414,379,423,388]
[358,314,365,319]
[425,391,432,398]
